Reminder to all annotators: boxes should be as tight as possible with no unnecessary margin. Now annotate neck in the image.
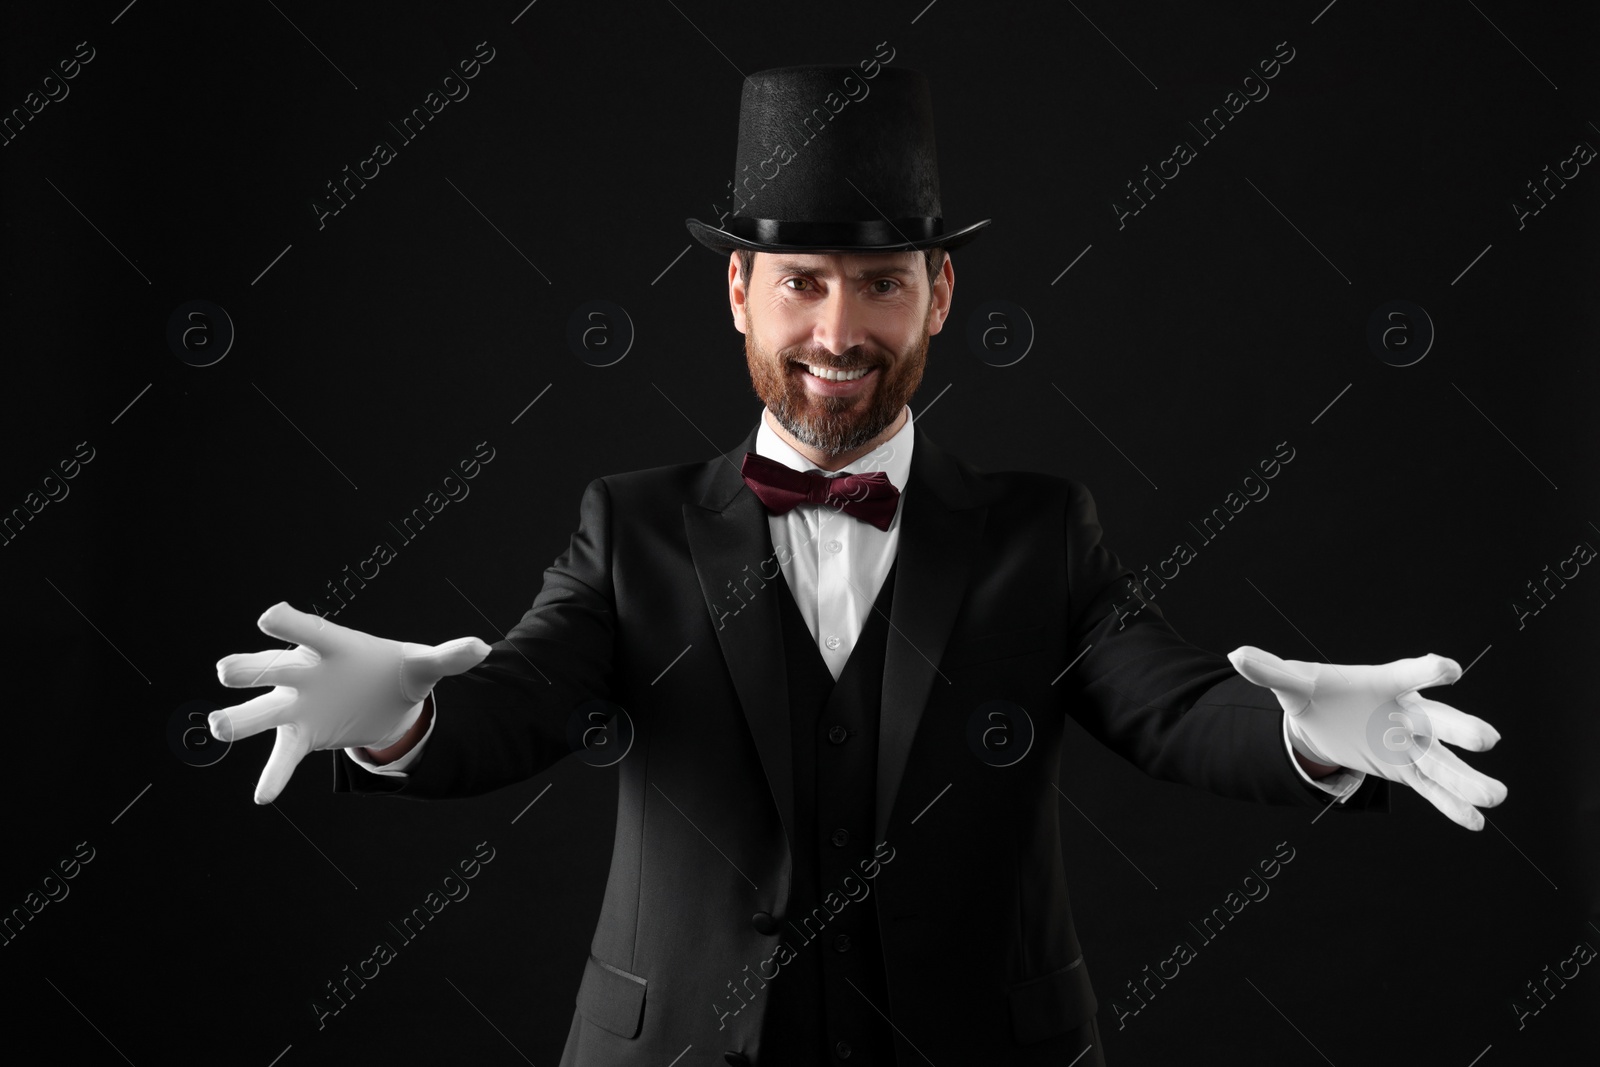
[763,406,907,472]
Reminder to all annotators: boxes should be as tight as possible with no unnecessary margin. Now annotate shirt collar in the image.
[754,405,915,492]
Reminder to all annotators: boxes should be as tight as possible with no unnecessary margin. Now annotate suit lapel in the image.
[684,424,797,863]
[683,417,986,864]
[874,428,985,843]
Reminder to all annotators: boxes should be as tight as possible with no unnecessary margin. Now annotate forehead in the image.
[754,250,923,278]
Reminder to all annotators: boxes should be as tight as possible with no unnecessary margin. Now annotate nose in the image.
[812,287,870,358]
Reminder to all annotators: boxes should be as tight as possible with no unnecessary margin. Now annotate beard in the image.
[744,312,931,459]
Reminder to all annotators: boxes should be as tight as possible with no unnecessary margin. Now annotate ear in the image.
[729,251,749,335]
[926,252,954,336]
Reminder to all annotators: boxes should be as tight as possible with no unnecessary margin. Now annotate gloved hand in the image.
[1227,646,1507,830]
[211,602,491,804]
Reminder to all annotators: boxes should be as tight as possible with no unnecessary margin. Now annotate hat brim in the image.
[684,217,990,255]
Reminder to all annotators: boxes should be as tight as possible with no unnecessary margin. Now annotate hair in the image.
[737,246,947,289]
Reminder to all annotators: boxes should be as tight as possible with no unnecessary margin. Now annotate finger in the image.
[1396,694,1501,751]
[1398,762,1485,831]
[209,689,296,742]
[216,646,320,689]
[1380,652,1461,695]
[1416,741,1508,808]
[256,602,351,654]
[1227,646,1316,705]
[254,723,313,805]
[405,637,492,678]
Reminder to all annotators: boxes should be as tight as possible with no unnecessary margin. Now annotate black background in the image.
[2,1,1595,1064]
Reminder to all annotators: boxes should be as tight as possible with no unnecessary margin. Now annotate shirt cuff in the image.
[1282,712,1365,801]
[343,695,436,778]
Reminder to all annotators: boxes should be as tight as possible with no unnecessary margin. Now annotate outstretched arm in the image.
[212,475,618,804]
[1054,477,1499,824]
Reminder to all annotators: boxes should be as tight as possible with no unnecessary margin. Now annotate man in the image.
[210,66,1506,1065]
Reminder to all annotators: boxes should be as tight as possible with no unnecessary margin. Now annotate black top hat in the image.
[685,64,990,255]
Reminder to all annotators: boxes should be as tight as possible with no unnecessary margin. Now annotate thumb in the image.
[1227,646,1317,703]
[254,723,313,805]
[405,636,492,680]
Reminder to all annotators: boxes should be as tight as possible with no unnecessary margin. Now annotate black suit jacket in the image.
[333,419,1383,1064]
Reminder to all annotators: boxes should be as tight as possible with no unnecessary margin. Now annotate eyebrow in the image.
[770,262,918,281]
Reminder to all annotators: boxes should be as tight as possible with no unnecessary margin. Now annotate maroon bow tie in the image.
[739,451,901,532]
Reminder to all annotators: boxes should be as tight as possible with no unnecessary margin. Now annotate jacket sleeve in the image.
[333,476,618,800]
[1055,478,1386,812]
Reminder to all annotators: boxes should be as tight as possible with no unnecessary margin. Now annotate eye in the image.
[870,278,899,294]
[782,277,814,292]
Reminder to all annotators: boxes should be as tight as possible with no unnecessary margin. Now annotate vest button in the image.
[830,828,850,848]
[724,1054,752,1066]
[751,911,780,935]
[833,933,851,952]
[827,725,848,744]
[834,1039,853,1059]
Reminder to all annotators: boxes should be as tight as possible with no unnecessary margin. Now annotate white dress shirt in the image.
[750,404,913,682]
[348,404,1360,801]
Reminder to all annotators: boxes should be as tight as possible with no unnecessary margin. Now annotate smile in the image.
[791,361,880,397]
[803,364,871,381]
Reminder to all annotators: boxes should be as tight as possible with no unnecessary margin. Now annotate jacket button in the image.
[827,724,848,744]
[833,933,851,952]
[724,1054,752,1066]
[834,1039,853,1059]
[830,828,850,848]
[751,911,780,935]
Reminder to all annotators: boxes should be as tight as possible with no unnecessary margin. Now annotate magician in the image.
[210,64,1508,1066]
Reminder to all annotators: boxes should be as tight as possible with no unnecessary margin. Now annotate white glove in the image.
[1228,645,1508,830]
[211,602,490,804]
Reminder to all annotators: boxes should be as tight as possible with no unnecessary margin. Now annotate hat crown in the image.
[684,62,990,254]
[729,65,941,223]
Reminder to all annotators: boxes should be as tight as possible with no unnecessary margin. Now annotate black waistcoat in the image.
[757,559,900,1066]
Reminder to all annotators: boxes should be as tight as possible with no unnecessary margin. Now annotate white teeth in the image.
[804,364,870,382]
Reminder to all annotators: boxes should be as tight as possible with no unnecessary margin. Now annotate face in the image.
[733,249,952,459]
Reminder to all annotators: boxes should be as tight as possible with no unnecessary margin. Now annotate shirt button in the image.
[834,933,851,952]
[825,635,841,651]
[750,911,780,935]
[831,828,850,848]
[825,539,842,553]
[834,1040,853,1060]
[827,725,848,744]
